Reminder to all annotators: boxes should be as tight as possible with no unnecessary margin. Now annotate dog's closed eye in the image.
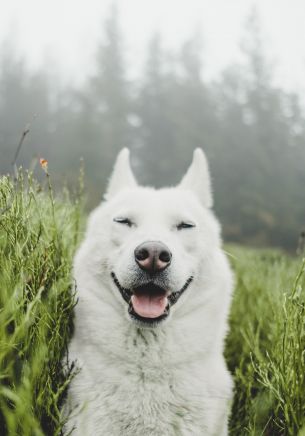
[176,221,196,230]
[113,217,134,227]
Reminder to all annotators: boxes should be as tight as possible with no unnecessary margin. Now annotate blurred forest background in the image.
[0,6,304,250]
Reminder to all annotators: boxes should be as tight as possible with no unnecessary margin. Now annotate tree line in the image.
[0,6,304,250]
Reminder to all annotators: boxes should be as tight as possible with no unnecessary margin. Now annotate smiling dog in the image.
[65,148,234,435]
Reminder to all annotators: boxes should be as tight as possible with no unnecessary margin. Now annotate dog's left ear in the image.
[179,148,213,208]
[105,148,137,200]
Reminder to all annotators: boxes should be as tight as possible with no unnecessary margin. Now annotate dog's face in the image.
[80,149,221,327]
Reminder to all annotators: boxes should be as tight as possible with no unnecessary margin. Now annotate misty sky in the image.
[0,0,304,92]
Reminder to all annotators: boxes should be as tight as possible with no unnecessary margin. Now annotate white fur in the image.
[65,148,234,435]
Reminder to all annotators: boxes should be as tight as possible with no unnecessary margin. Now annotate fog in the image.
[0,1,304,250]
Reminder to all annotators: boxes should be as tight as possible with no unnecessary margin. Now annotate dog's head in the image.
[77,148,222,327]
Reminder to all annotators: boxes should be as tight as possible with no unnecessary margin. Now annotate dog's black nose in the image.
[134,241,172,273]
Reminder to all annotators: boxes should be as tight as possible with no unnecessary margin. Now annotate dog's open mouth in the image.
[111,272,193,324]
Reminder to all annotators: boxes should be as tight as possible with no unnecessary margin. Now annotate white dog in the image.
[65,148,234,435]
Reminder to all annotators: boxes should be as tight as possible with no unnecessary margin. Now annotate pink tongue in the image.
[131,294,168,318]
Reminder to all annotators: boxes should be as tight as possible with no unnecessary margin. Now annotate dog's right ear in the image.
[104,148,137,200]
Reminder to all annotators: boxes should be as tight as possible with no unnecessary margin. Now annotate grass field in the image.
[0,171,304,435]
[226,246,305,435]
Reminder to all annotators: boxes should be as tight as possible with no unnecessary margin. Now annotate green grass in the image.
[226,246,305,435]
[0,171,304,435]
[0,170,83,435]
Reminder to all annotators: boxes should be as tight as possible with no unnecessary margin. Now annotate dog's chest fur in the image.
[67,311,231,436]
